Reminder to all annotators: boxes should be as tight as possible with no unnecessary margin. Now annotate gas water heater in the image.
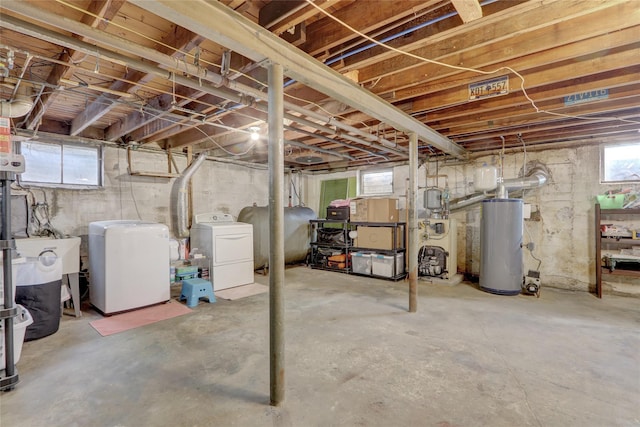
[479,198,524,295]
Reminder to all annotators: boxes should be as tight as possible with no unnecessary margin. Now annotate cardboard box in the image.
[349,198,368,222]
[354,226,402,250]
[349,198,399,223]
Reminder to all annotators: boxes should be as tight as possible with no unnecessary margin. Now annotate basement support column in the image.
[408,133,418,312]
[268,62,285,406]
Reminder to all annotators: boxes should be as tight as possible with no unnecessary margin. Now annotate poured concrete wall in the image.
[307,145,640,297]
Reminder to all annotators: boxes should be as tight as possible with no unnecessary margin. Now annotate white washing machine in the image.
[89,220,170,315]
[190,213,254,291]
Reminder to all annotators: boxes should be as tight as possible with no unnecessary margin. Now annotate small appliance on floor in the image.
[89,220,170,315]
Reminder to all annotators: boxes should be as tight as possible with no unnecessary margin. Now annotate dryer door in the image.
[211,224,253,266]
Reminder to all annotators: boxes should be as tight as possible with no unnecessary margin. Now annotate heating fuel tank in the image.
[238,206,317,269]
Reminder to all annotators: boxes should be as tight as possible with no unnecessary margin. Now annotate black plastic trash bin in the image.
[15,256,63,341]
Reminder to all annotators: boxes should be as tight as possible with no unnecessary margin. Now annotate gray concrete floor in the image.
[2,266,639,427]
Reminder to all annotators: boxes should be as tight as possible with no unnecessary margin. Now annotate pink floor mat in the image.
[89,300,192,336]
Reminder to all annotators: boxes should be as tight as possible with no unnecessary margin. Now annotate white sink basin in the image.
[14,237,80,275]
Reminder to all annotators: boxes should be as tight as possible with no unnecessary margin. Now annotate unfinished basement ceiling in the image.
[0,0,638,171]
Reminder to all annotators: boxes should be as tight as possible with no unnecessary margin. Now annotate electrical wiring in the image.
[116,147,143,221]
[129,176,143,220]
[6,184,52,237]
[290,175,305,207]
[518,133,528,176]
[117,148,124,220]
[282,92,372,130]
[12,3,378,152]
[53,0,378,132]
[53,0,275,106]
[524,221,542,271]
[191,125,259,157]
[303,0,640,127]
[29,200,63,238]
[55,0,219,72]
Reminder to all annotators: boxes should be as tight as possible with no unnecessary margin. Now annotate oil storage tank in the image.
[480,199,523,295]
[238,206,316,270]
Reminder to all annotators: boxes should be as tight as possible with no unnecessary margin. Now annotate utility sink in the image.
[14,236,80,275]
[14,236,82,317]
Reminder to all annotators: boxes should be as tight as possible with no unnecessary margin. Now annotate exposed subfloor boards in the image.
[2,266,639,426]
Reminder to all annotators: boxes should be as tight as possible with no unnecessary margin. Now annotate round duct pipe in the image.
[171,151,208,238]
[449,192,489,212]
[449,163,550,212]
[503,165,548,191]
[0,84,33,118]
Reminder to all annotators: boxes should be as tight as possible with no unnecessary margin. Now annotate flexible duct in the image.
[449,164,550,212]
[0,84,33,118]
[172,151,208,238]
[503,165,548,191]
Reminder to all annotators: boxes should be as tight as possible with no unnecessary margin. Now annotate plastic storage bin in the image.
[371,253,405,278]
[0,304,33,369]
[596,194,625,209]
[351,253,372,275]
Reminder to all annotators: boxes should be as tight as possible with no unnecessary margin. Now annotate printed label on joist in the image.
[468,76,509,101]
[563,89,609,106]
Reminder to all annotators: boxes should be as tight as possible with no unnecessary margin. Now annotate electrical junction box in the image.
[0,153,25,173]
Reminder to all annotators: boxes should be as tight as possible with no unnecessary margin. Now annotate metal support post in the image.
[408,133,419,312]
[1,171,19,390]
[268,62,285,406]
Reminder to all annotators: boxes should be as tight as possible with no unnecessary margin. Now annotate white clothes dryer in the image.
[189,213,254,291]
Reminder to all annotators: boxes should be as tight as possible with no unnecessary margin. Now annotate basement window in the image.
[18,140,103,188]
[358,169,394,196]
[601,143,640,183]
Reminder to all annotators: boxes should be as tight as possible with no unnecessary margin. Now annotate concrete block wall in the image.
[13,145,270,269]
[191,160,269,218]
[12,142,640,296]
[307,145,640,297]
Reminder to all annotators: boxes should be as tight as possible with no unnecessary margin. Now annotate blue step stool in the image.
[179,278,216,308]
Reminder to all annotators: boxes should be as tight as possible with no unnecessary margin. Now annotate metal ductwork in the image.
[449,162,550,212]
[172,151,208,238]
[449,192,489,212]
[0,82,33,118]
[503,164,548,191]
